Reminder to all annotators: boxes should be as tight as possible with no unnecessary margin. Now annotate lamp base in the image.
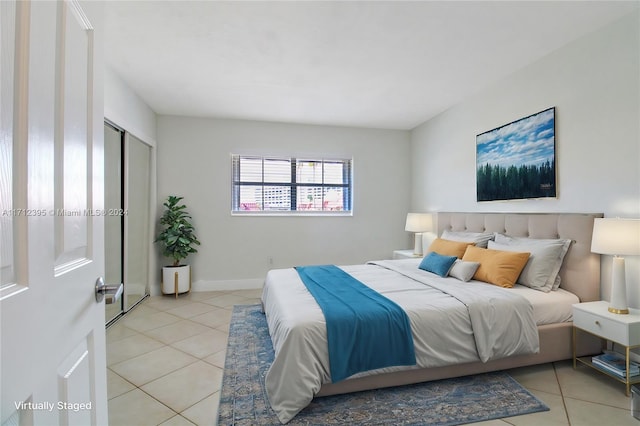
[413,232,423,257]
[608,256,629,315]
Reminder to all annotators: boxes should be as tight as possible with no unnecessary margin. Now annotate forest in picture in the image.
[476,108,556,202]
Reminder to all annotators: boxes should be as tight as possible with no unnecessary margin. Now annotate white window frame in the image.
[231,154,353,216]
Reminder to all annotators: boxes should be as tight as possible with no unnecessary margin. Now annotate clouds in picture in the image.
[476,108,555,168]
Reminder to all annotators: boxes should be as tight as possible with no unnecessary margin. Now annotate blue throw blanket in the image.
[295,265,416,382]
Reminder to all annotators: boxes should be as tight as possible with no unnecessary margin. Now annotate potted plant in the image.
[155,195,201,296]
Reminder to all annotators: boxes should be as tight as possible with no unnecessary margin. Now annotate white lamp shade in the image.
[591,217,639,315]
[405,213,433,233]
[591,218,640,255]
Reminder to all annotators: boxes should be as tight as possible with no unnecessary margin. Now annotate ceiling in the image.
[104,1,638,130]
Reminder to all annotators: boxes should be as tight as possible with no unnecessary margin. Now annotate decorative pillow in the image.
[493,234,572,291]
[427,238,475,259]
[441,230,494,248]
[419,252,458,277]
[448,260,481,282]
[461,245,530,288]
[488,240,566,292]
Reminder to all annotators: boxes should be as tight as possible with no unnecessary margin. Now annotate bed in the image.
[261,212,604,424]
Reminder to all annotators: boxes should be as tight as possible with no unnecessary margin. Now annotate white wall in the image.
[104,66,159,297]
[156,117,411,292]
[104,67,157,146]
[410,12,640,307]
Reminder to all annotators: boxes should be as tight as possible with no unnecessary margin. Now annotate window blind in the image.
[231,155,352,214]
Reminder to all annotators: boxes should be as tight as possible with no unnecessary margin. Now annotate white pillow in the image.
[448,260,481,282]
[493,234,571,290]
[441,230,494,248]
[489,235,571,292]
[421,232,438,255]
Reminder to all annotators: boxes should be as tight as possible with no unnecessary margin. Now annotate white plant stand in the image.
[162,265,191,298]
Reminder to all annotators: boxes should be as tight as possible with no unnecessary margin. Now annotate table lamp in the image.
[405,213,433,256]
[591,218,640,314]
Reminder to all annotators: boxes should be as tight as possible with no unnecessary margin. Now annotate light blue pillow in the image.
[448,260,481,282]
[419,252,458,277]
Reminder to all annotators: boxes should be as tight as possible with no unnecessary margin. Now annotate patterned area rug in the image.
[218,304,549,425]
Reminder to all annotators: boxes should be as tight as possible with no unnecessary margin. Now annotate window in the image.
[231,155,352,214]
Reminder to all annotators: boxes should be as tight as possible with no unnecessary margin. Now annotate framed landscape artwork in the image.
[476,107,556,202]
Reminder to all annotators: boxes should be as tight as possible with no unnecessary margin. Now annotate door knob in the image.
[95,277,124,304]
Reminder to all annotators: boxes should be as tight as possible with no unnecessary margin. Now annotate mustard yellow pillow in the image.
[427,238,475,259]
[462,245,530,288]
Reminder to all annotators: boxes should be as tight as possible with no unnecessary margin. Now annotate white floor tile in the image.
[110,346,199,386]
[140,361,223,413]
[200,294,250,308]
[120,311,183,333]
[181,392,221,426]
[158,415,197,426]
[555,360,631,410]
[564,397,638,425]
[202,349,226,369]
[108,389,175,426]
[106,322,139,344]
[165,302,219,319]
[106,369,136,400]
[189,308,232,329]
[508,362,561,395]
[106,333,165,366]
[170,329,228,359]
[503,389,569,425]
[143,319,212,345]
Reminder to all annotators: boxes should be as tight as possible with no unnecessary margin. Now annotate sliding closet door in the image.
[123,134,151,311]
[104,123,151,323]
[104,123,123,323]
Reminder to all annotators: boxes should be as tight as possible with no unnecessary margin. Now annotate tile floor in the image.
[107,290,638,426]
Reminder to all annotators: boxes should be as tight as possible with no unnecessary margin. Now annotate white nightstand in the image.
[572,301,640,395]
[392,250,422,259]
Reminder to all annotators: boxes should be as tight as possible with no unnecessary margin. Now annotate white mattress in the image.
[509,284,579,325]
[400,258,579,325]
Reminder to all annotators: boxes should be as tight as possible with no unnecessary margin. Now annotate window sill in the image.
[231,211,353,217]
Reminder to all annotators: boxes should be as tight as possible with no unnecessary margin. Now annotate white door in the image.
[1,1,107,425]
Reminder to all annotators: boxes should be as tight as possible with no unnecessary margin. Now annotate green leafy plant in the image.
[155,195,201,266]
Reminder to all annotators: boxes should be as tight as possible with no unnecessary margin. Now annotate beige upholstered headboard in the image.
[434,212,603,302]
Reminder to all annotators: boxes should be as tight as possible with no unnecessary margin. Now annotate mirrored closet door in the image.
[104,122,151,325]
[123,133,151,312]
[104,123,123,324]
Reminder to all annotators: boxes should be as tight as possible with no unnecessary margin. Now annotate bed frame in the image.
[317,212,603,397]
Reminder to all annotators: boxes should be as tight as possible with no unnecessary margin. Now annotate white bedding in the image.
[510,285,579,323]
[261,259,558,423]
[400,258,580,325]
